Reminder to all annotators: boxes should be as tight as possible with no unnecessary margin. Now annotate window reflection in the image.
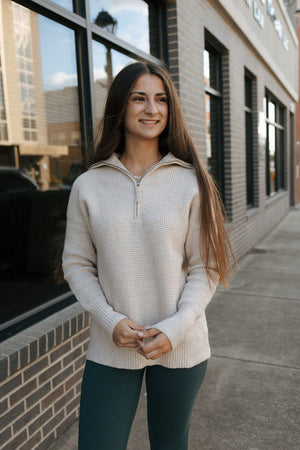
[90,0,150,53]
[0,2,81,323]
[205,93,211,159]
[93,40,135,126]
[0,49,8,140]
[203,45,223,195]
[269,101,275,123]
[268,124,275,194]
[265,93,285,196]
[203,50,210,87]
[50,0,73,12]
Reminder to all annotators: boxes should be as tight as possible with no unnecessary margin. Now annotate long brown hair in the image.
[92,61,234,286]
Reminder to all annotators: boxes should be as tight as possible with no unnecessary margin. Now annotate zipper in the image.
[90,158,192,219]
[135,182,141,219]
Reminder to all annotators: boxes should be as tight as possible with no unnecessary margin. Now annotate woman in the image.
[62,61,233,449]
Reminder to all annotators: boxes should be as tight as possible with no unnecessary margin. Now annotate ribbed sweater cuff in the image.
[91,305,127,338]
[153,304,198,350]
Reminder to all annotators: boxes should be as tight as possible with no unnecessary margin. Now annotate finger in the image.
[137,348,146,357]
[137,328,161,339]
[128,320,146,332]
[138,334,164,352]
[115,338,139,347]
[137,347,165,360]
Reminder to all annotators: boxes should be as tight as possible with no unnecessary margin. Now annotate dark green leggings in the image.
[79,359,207,450]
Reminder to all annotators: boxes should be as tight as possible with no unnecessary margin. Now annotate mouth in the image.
[139,120,159,124]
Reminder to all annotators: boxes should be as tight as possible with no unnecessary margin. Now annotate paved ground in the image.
[49,207,300,450]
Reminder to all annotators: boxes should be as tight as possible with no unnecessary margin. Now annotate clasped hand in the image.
[113,318,172,360]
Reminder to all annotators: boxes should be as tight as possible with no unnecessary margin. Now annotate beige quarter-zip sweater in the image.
[62,152,218,369]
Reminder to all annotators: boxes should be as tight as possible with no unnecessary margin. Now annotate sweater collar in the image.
[89,152,193,173]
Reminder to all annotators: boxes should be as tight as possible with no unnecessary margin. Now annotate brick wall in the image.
[0,304,89,450]
[166,0,293,261]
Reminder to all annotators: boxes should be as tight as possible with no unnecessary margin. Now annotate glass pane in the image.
[268,101,275,123]
[204,46,220,91]
[245,111,253,206]
[268,124,275,195]
[205,93,222,192]
[50,0,73,12]
[92,40,135,125]
[205,93,211,159]
[203,50,210,88]
[278,106,284,126]
[90,0,150,53]
[0,2,82,324]
[245,76,252,109]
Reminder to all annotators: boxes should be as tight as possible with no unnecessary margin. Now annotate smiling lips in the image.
[139,120,159,124]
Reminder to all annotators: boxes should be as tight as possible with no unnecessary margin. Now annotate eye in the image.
[132,96,145,102]
[156,97,168,103]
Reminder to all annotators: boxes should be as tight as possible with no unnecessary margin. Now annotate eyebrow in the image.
[130,91,167,96]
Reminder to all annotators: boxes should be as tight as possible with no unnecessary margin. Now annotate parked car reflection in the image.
[0,167,40,195]
[0,166,73,324]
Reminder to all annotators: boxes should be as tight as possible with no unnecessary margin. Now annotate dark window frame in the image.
[265,90,286,197]
[204,32,225,202]
[244,68,257,209]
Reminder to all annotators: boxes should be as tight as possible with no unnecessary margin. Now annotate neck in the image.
[121,138,163,176]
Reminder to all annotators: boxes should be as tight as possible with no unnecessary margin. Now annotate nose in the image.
[145,98,158,114]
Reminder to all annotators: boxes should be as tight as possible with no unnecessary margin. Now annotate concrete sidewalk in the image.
[49,207,300,450]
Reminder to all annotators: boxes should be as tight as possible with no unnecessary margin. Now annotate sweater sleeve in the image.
[152,192,218,350]
[62,179,126,337]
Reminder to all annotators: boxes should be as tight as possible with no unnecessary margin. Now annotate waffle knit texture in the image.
[62,152,218,369]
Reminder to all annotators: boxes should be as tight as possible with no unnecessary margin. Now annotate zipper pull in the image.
[135,185,141,219]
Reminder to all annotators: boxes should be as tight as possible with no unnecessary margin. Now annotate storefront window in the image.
[50,0,74,12]
[0,0,163,337]
[203,45,223,196]
[245,71,255,208]
[0,49,8,141]
[265,91,285,196]
[92,40,135,125]
[90,0,150,53]
[0,2,81,325]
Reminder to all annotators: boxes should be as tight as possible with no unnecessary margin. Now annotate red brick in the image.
[75,382,82,395]
[38,361,61,385]
[0,397,8,415]
[65,368,84,391]
[42,410,64,436]
[41,385,64,410]
[2,429,27,450]
[0,427,11,447]
[50,341,71,364]
[66,393,80,415]
[52,365,73,388]
[19,430,41,450]
[28,407,53,435]
[83,341,89,352]
[74,355,86,371]
[0,373,22,398]
[23,356,48,382]
[63,346,82,368]
[72,328,90,347]
[10,379,37,406]
[56,411,77,438]
[34,431,55,450]
[54,388,74,414]
[2,401,25,429]
[26,382,51,409]
[13,404,40,433]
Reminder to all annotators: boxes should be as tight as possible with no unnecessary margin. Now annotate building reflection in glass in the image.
[90,0,150,53]
[0,0,81,322]
[92,40,135,131]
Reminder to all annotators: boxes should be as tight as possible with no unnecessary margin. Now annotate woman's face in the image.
[124,74,168,144]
